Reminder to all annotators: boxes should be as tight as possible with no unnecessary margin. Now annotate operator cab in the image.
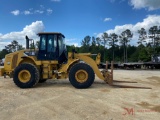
[37,32,68,63]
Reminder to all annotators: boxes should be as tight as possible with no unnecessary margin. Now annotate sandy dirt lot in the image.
[0,69,160,120]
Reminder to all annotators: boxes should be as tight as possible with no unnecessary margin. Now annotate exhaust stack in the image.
[25,36,29,49]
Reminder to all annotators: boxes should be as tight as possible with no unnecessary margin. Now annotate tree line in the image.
[68,26,160,62]
[0,26,160,62]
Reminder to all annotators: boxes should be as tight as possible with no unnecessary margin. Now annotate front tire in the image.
[13,63,39,88]
[69,63,95,89]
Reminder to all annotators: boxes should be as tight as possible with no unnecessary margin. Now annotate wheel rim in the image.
[18,70,31,83]
[75,70,88,83]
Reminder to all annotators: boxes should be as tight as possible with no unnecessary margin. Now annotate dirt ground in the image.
[0,69,160,120]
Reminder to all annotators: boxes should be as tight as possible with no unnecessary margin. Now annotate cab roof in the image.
[38,32,65,38]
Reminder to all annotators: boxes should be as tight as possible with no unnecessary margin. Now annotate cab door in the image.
[37,34,58,60]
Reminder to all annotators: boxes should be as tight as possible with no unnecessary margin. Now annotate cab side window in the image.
[40,35,46,50]
[58,36,63,55]
[54,35,57,52]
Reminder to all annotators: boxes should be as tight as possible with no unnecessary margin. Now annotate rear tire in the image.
[69,63,95,89]
[13,63,39,88]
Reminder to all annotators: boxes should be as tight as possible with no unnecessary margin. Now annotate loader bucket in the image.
[102,61,151,89]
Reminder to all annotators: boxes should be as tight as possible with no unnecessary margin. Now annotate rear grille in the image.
[12,54,18,69]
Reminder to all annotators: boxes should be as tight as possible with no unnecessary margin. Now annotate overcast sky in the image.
[1,0,160,50]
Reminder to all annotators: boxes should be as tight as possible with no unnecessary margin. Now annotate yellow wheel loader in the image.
[0,32,151,89]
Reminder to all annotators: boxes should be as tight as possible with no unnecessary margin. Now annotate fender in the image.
[76,54,105,80]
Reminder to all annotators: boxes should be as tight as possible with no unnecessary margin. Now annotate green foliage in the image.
[66,45,76,52]
[119,29,133,62]
[0,49,9,59]
[148,26,160,54]
[137,28,147,45]
[81,36,91,52]
[5,40,24,53]
[108,33,118,61]
[101,32,109,47]
[0,40,24,59]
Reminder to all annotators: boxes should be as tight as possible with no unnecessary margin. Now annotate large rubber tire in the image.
[69,63,95,89]
[13,63,39,88]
